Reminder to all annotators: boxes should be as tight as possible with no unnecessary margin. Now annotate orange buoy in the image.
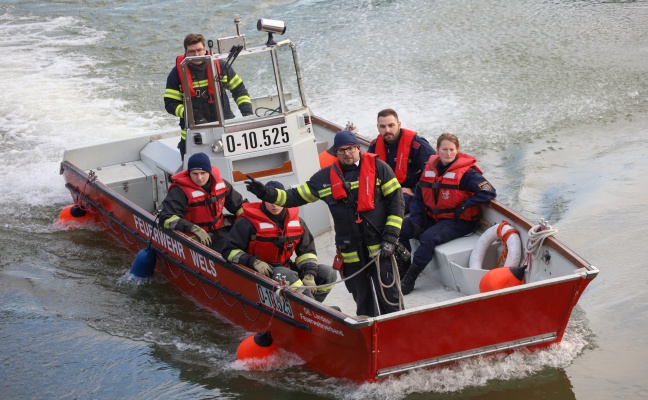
[236,331,278,364]
[58,204,91,223]
[479,266,526,293]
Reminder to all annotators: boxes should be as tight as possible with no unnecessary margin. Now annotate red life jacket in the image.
[373,128,416,184]
[242,202,303,265]
[170,167,228,231]
[419,153,481,222]
[329,152,377,212]
[176,54,221,103]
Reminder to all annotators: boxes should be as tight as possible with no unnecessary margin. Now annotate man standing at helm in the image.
[368,108,435,213]
[245,130,405,317]
[164,33,253,160]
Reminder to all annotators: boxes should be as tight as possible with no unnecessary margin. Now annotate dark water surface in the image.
[2,0,648,398]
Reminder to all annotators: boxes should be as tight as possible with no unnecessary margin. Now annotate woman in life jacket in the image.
[398,133,497,294]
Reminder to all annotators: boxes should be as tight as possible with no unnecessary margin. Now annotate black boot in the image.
[400,264,425,295]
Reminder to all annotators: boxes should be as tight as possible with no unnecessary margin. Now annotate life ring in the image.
[469,221,521,270]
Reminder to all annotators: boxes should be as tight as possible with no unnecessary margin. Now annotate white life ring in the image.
[469,222,521,270]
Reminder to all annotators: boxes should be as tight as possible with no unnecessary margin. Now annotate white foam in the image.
[0,11,171,212]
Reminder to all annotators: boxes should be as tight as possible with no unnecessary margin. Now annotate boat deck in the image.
[314,228,468,317]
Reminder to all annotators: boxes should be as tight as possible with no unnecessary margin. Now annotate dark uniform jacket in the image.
[223,205,319,277]
[261,153,405,253]
[164,59,252,136]
[368,130,435,190]
[158,177,245,233]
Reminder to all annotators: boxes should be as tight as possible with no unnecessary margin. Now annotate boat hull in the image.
[60,159,597,382]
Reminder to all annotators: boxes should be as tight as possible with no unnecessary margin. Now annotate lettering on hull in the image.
[132,214,217,278]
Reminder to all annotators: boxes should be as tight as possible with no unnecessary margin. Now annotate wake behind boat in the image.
[59,17,598,382]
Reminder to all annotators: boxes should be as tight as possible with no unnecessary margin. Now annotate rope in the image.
[271,254,405,312]
[495,220,519,268]
[373,254,405,311]
[523,218,558,271]
[525,218,558,259]
[74,171,96,211]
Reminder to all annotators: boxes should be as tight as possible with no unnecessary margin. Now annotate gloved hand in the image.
[380,240,396,258]
[252,258,273,277]
[244,174,267,199]
[190,224,212,246]
[411,223,424,240]
[302,273,317,294]
[454,203,466,221]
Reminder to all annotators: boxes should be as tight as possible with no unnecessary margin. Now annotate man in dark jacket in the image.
[164,33,253,160]
[158,152,245,253]
[223,181,336,302]
[368,108,435,213]
[246,131,405,317]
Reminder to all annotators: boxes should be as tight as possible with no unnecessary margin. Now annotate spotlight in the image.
[257,19,286,46]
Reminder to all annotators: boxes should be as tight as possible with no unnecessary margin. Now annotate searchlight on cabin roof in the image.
[257,18,286,46]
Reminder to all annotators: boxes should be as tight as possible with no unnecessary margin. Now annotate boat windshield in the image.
[181,41,305,128]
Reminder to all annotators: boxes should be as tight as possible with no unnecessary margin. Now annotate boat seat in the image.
[410,233,501,295]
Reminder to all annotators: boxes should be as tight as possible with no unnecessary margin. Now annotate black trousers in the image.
[342,245,401,317]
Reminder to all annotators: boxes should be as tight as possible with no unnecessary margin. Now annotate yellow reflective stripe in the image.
[341,251,360,263]
[274,189,287,206]
[163,215,180,229]
[236,95,251,105]
[227,248,243,262]
[180,129,186,140]
[235,207,244,217]
[349,181,359,190]
[164,88,183,101]
[193,79,209,88]
[385,215,403,229]
[318,187,332,198]
[228,74,243,90]
[290,280,304,289]
[381,177,400,196]
[367,244,381,258]
[316,284,334,294]
[297,184,318,203]
[175,104,185,118]
[295,253,317,264]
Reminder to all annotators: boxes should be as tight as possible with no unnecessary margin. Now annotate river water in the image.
[1,0,647,399]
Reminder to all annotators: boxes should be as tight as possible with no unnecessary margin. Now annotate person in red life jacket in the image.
[245,130,405,317]
[398,133,496,294]
[158,152,245,253]
[223,181,337,302]
[367,108,435,213]
[164,33,253,160]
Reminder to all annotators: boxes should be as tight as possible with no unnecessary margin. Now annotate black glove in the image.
[411,223,424,240]
[454,203,466,221]
[380,235,397,258]
[380,241,395,258]
[244,174,267,199]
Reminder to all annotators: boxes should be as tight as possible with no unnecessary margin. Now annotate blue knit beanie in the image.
[187,152,211,172]
[266,180,285,190]
[333,130,359,150]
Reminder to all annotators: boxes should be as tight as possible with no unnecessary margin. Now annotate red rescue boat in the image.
[59,17,597,382]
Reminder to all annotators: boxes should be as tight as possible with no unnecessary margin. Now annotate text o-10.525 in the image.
[224,125,290,156]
